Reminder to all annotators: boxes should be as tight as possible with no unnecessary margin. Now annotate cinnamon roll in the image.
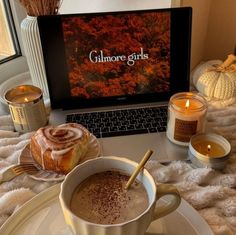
[30,123,90,174]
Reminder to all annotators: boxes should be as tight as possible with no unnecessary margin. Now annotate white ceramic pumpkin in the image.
[193,55,236,100]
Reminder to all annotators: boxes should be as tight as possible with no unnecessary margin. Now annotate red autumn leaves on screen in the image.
[62,12,170,98]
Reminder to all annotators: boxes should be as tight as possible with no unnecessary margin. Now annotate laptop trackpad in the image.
[99,133,188,163]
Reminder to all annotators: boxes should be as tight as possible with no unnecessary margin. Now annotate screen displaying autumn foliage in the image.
[62,12,170,99]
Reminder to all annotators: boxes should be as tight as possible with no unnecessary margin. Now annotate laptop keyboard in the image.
[66,106,168,138]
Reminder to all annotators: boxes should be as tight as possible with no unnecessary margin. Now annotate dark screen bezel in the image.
[38,7,192,109]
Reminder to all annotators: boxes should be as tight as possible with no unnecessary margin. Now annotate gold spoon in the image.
[125,149,153,190]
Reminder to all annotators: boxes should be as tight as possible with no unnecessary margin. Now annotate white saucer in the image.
[19,134,101,181]
[0,72,32,105]
[0,71,51,113]
[0,184,214,235]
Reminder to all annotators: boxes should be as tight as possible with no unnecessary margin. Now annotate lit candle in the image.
[11,93,41,103]
[207,144,211,156]
[5,85,47,132]
[192,140,226,157]
[189,133,231,170]
[166,92,207,146]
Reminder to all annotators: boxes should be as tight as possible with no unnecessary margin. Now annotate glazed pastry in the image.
[30,123,90,174]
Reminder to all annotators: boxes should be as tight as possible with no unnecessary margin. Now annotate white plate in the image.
[0,72,32,105]
[0,184,214,235]
[0,72,50,110]
[19,134,101,181]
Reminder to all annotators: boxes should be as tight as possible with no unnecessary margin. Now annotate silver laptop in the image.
[38,7,192,162]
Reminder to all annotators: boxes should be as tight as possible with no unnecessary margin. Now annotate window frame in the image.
[0,0,28,84]
[0,0,21,63]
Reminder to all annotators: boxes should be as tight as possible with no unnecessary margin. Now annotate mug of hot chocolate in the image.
[59,156,181,235]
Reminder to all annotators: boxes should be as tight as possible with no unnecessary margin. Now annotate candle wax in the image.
[192,140,226,157]
[173,98,204,111]
[11,93,40,103]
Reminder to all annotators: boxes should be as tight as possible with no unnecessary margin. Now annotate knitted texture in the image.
[192,60,236,102]
[0,100,236,234]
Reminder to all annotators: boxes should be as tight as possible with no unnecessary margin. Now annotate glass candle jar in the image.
[166,92,207,146]
[5,85,47,132]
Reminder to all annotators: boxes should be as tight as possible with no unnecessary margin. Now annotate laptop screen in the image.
[38,7,192,109]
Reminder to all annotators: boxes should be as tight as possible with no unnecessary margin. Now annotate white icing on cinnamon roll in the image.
[31,123,90,173]
[34,123,84,165]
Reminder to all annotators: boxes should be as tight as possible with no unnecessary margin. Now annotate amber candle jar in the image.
[166,92,207,146]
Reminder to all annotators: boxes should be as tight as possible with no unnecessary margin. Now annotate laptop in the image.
[37,7,192,162]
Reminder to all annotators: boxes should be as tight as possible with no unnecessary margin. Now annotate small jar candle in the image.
[166,92,207,146]
[189,133,231,169]
[5,85,47,132]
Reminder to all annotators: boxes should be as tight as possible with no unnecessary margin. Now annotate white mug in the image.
[59,156,181,235]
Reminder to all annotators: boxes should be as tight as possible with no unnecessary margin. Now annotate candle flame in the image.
[24,97,28,102]
[185,99,190,109]
[207,144,211,152]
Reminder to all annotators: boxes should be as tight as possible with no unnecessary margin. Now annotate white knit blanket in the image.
[0,101,236,235]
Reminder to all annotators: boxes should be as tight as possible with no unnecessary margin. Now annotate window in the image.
[0,0,28,83]
[0,0,20,63]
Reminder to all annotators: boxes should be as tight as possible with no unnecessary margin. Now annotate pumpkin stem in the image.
[219,54,236,69]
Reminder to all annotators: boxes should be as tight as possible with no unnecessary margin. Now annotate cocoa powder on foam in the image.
[70,171,149,224]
